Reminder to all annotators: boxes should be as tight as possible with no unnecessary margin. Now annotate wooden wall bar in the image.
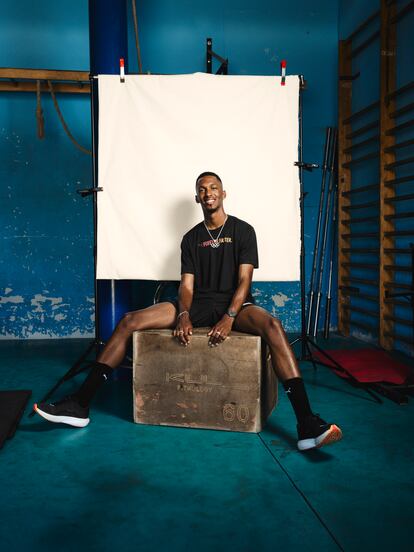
[379,0,396,349]
[338,0,414,353]
[337,39,353,336]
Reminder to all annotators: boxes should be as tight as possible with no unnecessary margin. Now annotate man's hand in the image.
[173,312,193,346]
[208,315,234,347]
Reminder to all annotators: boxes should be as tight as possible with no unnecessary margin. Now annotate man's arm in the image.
[173,273,195,346]
[208,264,254,346]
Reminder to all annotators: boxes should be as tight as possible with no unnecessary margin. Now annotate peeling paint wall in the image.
[1,0,339,339]
[252,283,301,332]
[0,1,93,339]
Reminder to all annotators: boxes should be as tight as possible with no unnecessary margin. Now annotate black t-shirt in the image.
[180,215,259,303]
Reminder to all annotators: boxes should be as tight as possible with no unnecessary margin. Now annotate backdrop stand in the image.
[32,71,401,411]
[29,77,105,416]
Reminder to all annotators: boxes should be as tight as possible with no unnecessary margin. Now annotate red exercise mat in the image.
[313,348,412,385]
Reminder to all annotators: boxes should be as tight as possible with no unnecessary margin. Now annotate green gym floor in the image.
[0,335,413,552]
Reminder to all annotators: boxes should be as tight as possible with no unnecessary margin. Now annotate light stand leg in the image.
[30,76,104,416]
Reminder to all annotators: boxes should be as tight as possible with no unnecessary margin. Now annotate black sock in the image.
[283,377,313,424]
[73,362,112,408]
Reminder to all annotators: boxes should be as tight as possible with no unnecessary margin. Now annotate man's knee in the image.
[263,316,284,340]
[119,311,144,333]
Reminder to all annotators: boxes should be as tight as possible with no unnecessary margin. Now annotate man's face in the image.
[195,176,226,213]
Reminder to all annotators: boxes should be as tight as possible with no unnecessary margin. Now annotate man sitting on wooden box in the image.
[34,172,342,451]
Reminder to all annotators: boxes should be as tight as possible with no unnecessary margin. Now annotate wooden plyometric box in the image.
[133,329,278,433]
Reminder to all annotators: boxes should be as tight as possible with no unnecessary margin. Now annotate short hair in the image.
[195,171,222,187]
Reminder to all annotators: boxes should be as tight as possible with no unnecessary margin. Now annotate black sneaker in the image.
[297,414,342,451]
[34,396,90,428]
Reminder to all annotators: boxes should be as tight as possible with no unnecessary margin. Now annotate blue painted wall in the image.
[1,0,339,338]
[0,1,94,338]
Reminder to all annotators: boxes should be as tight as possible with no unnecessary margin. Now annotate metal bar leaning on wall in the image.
[306,127,332,334]
[313,129,337,337]
[323,173,338,339]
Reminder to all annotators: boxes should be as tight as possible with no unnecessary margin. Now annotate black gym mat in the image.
[0,390,32,449]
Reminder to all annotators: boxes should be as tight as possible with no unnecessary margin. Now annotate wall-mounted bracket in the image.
[206,38,228,75]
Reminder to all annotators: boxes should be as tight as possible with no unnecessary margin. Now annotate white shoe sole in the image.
[298,424,342,451]
[34,404,90,428]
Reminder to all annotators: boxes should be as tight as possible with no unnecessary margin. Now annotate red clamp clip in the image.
[281,60,286,86]
[120,58,125,83]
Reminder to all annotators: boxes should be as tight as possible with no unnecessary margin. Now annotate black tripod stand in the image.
[29,76,104,416]
[289,76,381,403]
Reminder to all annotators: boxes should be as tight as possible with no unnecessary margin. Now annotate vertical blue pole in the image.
[89,0,131,342]
[89,0,129,76]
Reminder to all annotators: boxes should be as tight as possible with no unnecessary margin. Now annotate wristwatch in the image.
[226,309,237,319]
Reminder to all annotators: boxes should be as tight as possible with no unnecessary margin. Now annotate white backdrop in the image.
[97,73,300,281]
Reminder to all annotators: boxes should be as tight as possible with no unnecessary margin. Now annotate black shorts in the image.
[169,297,254,327]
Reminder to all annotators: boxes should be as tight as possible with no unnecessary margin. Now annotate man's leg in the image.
[234,305,342,451]
[34,302,177,427]
[98,302,177,368]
